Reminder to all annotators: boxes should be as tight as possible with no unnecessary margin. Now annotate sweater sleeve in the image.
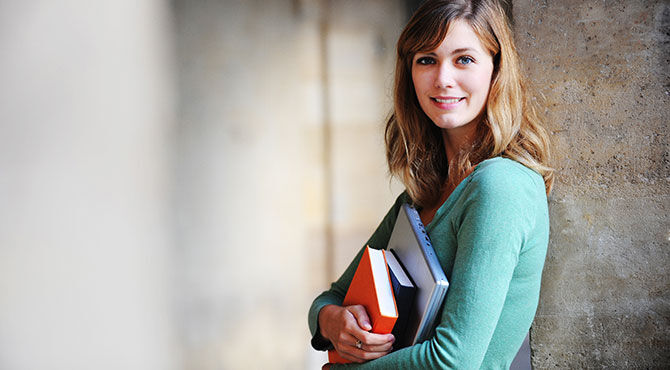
[329,162,544,369]
[308,192,408,348]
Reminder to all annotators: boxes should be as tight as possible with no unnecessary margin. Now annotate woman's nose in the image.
[434,64,455,89]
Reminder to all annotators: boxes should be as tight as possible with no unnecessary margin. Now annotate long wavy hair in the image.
[385,0,553,207]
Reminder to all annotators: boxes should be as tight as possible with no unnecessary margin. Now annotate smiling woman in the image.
[309,0,554,368]
[411,20,494,135]
[409,19,497,224]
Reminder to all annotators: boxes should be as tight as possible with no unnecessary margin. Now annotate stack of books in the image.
[328,203,449,363]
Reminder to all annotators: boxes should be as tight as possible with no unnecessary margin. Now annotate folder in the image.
[387,203,449,347]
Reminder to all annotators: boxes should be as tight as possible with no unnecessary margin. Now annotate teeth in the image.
[434,97,461,104]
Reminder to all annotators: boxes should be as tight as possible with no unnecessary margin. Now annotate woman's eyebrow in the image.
[450,47,478,54]
[416,47,481,56]
[416,51,438,56]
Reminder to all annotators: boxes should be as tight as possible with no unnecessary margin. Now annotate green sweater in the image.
[308,157,549,369]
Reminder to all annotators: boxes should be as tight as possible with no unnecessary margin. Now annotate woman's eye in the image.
[456,56,475,65]
[416,56,436,65]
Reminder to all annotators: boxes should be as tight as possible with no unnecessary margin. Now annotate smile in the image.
[430,96,466,110]
[432,97,464,104]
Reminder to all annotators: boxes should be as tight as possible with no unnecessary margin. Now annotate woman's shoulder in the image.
[466,157,546,201]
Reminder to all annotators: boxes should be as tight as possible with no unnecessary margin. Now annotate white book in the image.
[367,247,397,318]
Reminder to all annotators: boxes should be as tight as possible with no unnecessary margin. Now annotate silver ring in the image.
[355,339,363,349]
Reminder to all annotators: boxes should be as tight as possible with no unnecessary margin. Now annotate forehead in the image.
[420,19,488,55]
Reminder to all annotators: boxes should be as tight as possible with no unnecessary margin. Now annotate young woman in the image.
[308,0,553,368]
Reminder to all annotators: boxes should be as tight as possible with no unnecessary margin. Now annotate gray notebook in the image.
[387,203,449,347]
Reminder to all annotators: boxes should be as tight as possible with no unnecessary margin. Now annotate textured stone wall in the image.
[172,1,404,368]
[173,2,327,368]
[0,1,176,369]
[513,1,670,368]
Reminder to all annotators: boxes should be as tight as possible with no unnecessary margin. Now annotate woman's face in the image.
[411,20,494,133]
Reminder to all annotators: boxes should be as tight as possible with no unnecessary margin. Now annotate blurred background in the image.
[0,0,407,369]
[1,0,668,369]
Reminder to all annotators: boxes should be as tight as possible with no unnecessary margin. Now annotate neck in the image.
[441,122,479,161]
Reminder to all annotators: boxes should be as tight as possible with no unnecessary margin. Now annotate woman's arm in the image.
[307,193,408,356]
[328,161,547,369]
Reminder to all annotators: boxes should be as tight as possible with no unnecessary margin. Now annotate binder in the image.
[387,203,449,347]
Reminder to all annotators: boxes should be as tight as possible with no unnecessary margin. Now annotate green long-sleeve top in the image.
[308,157,550,369]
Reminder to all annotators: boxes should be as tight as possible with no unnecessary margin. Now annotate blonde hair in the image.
[385,0,553,207]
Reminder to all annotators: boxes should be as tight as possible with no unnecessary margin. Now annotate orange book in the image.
[328,246,398,364]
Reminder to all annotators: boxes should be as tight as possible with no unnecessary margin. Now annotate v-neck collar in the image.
[425,157,503,232]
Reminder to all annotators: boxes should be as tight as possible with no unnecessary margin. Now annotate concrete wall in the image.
[0,1,406,368]
[322,0,406,285]
[0,1,177,369]
[172,1,403,368]
[173,2,327,367]
[513,1,670,368]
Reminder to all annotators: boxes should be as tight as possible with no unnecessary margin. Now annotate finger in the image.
[357,331,395,347]
[344,332,393,353]
[359,349,392,361]
[346,305,372,331]
[345,346,392,362]
[335,344,390,363]
[337,334,393,363]
[342,306,393,345]
[339,332,361,348]
[332,334,373,363]
[361,340,394,353]
[332,346,366,363]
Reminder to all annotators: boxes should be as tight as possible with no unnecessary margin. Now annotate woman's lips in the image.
[430,96,465,109]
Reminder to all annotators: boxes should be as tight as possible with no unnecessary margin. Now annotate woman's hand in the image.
[318,304,395,363]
